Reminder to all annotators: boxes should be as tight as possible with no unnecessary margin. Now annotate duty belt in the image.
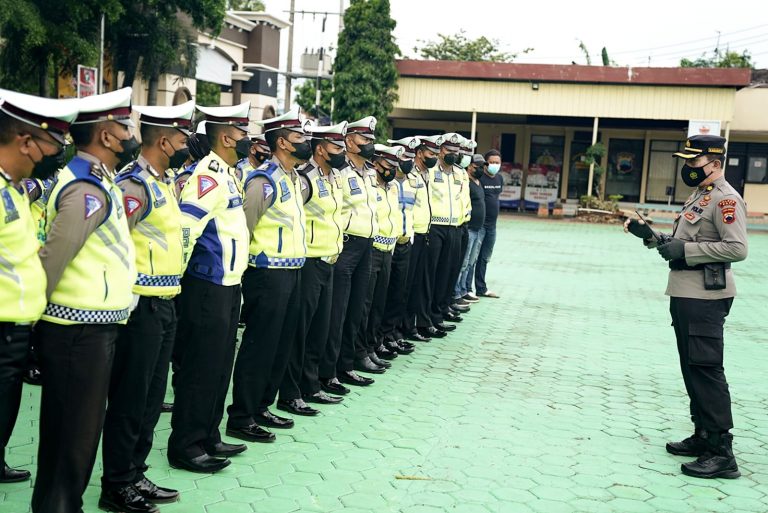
[669,260,731,271]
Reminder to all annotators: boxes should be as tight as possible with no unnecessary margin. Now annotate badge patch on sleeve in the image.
[84,193,104,219]
[263,183,274,199]
[197,175,218,199]
[718,199,737,209]
[124,195,143,217]
[721,207,736,224]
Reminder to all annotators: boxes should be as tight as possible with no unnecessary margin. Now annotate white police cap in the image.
[346,116,377,140]
[197,101,251,129]
[256,106,304,134]
[306,121,347,148]
[134,100,195,135]
[419,134,444,153]
[0,88,79,144]
[387,136,420,159]
[374,144,404,168]
[73,87,134,127]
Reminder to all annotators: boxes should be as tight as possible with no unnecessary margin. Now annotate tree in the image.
[227,0,265,9]
[295,78,333,119]
[680,50,753,69]
[110,0,226,104]
[415,30,531,63]
[195,80,221,107]
[332,0,399,139]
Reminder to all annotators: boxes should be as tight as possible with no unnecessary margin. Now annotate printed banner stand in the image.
[499,163,523,209]
[523,164,560,211]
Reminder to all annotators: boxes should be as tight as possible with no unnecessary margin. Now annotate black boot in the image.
[666,429,709,456]
[681,432,740,479]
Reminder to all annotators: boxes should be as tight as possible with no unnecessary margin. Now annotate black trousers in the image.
[168,276,240,459]
[102,296,176,490]
[280,258,334,400]
[380,242,411,342]
[355,249,393,359]
[0,323,30,468]
[404,233,431,331]
[451,225,469,299]
[32,321,117,513]
[670,297,734,434]
[228,268,300,427]
[322,235,372,377]
[427,225,457,325]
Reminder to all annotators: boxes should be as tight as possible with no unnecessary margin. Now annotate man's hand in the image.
[657,238,686,261]
[624,218,655,240]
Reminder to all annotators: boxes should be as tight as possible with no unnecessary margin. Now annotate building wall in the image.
[395,77,737,121]
[731,88,768,132]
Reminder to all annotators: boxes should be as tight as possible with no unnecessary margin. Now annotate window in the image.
[646,140,683,203]
[605,139,645,203]
[746,157,768,183]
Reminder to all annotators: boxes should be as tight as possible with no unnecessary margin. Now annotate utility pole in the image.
[283,0,296,111]
[99,13,105,94]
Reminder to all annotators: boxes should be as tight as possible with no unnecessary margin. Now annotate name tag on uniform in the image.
[150,182,167,208]
[434,171,444,183]
[317,178,329,198]
[279,179,291,202]
[228,196,243,208]
[1,189,19,223]
[349,176,361,195]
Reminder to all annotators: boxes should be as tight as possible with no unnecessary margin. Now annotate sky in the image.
[260,0,768,106]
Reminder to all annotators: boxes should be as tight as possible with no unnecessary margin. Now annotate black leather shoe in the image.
[22,366,41,386]
[681,433,740,479]
[168,453,230,473]
[338,370,375,386]
[396,340,415,354]
[99,485,159,513]
[321,378,350,395]
[133,477,179,504]
[445,312,463,322]
[435,322,456,332]
[375,344,398,360]
[277,398,320,416]
[420,326,445,339]
[226,424,276,443]
[666,432,708,457]
[407,331,431,342]
[204,441,247,457]
[354,356,386,374]
[254,409,294,429]
[160,402,173,413]
[305,391,343,404]
[0,464,30,483]
[369,352,392,368]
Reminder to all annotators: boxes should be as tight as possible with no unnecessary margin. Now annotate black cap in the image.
[673,134,727,160]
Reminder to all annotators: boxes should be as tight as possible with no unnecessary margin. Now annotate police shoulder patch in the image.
[84,193,104,219]
[197,175,218,199]
[718,199,737,209]
[263,182,274,199]
[124,195,143,217]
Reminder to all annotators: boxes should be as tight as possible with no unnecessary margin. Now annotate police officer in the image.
[0,89,77,484]
[235,133,271,184]
[33,88,138,513]
[278,121,347,410]
[168,103,251,473]
[378,136,421,354]
[353,144,405,372]
[625,134,747,479]
[227,108,309,440]
[320,116,379,390]
[98,102,195,512]
[426,133,464,334]
[404,135,443,341]
[174,121,209,197]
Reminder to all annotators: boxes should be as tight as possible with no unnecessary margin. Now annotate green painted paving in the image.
[3,216,768,513]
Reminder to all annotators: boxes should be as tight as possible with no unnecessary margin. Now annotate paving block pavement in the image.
[2,215,768,513]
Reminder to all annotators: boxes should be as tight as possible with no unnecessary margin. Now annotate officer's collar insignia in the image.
[124,195,142,217]
[197,175,218,199]
[84,193,104,219]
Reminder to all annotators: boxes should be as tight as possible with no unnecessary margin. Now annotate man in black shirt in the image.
[454,154,487,302]
[474,149,504,298]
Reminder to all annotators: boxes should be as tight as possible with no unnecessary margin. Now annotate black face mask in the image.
[235,137,252,160]
[424,156,438,169]
[680,161,712,187]
[163,140,190,170]
[109,133,140,169]
[30,140,66,180]
[472,167,485,179]
[326,150,347,169]
[357,142,375,160]
[187,133,210,161]
[378,164,397,183]
[290,140,312,162]
[255,151,271,164]
[443,152,458,166]
[399,159,414,174]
